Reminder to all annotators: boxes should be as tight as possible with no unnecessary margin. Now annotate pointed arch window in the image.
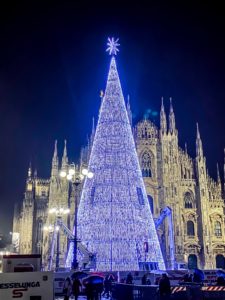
[188,254,198,269]
[187,220,195,236]
[216,255,225,268]
[184,192,193,209]
[41,190,46,197]
[215,221,222,237]
[141,152,152,178]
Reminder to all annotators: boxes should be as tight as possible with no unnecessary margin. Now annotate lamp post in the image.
[46,207,70,270]
[60,164,94,270]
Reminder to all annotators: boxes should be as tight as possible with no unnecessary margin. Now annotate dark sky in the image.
[0,2,225,233]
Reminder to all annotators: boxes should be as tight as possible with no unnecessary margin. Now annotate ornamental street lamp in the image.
[46,207,70,270]
[60,164,94,270]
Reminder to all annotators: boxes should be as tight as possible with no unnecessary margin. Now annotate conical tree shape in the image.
[72,56,165,271]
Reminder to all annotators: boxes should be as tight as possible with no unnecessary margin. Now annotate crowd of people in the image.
[63,272,171,300]
[181,270,203,284]
[63,277,81,300]
[62,269,225,299]
[63,273,115,300]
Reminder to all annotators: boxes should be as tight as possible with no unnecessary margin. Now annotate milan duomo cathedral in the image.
[13,49,225,271]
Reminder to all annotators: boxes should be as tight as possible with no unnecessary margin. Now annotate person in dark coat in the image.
[125,272,133,300]
[85,281,94,300]
[159,273,171,299]
[103,274,110,298]
[126,272,133,284]
[181,273,192,284]
[103,274,114,298]
[63,277,72,300]
[142,274,147,285]
[216,276,225,286]
[93,282,103,300]
[72,277,81,300]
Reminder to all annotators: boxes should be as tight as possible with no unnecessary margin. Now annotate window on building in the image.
[41,190,46,197]
[188,254,198,269]
[147,195,154,214]
[216,255,225,269]
[215,221,222,237]
[187,220,195,236]
[184,192,193,208]
[141,152,152,178]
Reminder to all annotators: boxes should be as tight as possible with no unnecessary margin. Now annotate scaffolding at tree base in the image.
[48,218,96,271]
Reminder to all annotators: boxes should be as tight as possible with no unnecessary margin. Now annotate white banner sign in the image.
[0,271,53,299]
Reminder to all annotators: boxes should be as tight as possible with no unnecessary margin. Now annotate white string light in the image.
[106,37,120,56]
[67,44,165,271]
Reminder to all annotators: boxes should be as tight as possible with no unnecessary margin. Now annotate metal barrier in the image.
[111,283,225,300]
[111,283,158,300]
[202,285,225,299]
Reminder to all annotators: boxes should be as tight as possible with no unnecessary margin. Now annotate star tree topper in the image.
[106,37,120,55]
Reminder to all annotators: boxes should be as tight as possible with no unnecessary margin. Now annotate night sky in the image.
[0,2,225,234]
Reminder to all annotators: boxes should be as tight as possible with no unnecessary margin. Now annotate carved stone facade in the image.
[13,100,225,270]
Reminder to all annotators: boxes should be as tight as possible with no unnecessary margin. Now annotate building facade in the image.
[13,99,225,270]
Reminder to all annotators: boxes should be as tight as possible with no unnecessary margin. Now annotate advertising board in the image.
[0,271,53,299]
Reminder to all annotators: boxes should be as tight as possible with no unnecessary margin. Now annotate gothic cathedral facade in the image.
[13,99,225,270]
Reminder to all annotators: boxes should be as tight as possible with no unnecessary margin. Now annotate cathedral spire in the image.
[62,139,68,170]
[54,140,58,157]
[185,143,188,154]
[126,95,132,126]
[26,162,33,191]
[217,163,221,184]
[196,123,203,158]
[51,140,59,176]
[28,162,32,178]
[63,139,67,157]
[196,122,200,139]
[169,97,176,134]
[160,97,167,134]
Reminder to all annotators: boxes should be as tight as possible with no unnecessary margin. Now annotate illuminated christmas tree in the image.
[68,38,165,271]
